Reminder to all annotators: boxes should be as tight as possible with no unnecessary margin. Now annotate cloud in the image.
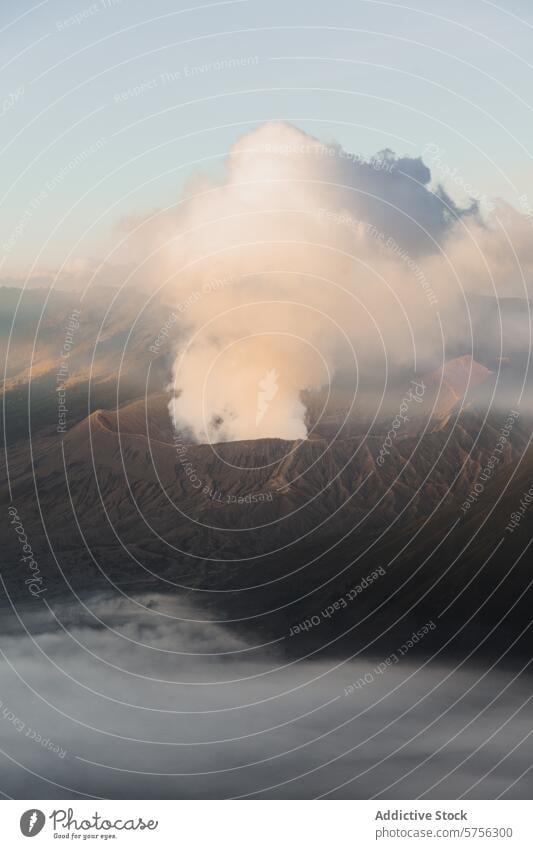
[116,121,533,443]
[0,593,531,799]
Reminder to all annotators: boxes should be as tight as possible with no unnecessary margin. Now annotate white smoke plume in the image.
[122,121,533,443]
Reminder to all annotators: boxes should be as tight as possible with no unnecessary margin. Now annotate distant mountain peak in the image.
[421,355,492,426]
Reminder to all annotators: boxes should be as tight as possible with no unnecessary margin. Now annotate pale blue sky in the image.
[1,0,533,271]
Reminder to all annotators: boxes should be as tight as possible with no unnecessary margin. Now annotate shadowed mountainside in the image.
[2,367,532,661]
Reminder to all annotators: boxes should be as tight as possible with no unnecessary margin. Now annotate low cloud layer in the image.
[1,594,532,799]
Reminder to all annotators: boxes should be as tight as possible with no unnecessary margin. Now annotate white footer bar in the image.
[3,799,530,847]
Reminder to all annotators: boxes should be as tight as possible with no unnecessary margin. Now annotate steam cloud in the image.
[124,122,533,443]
